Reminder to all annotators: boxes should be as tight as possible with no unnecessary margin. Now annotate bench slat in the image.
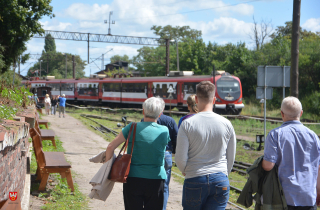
[40,129,55,137]
[43,152,71,168]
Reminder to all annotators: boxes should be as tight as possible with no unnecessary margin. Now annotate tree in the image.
[44,34,56,52]
[0,0,54,73]
[151,25,202,41]
[27,52,86,79]
[110,54,130,63]
[249,16,273,50]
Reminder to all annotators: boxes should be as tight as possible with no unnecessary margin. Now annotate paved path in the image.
[42,113,183,209]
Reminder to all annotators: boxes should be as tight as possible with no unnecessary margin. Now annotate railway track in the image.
[66,103,320,125]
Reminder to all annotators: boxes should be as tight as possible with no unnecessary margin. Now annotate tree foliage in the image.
[0,0,54,73]
[44,34,56,52]
[110,54,130,63]
[151,25,202,41]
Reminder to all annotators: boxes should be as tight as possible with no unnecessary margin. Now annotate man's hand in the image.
[317,193,320,206]
[183,173,186,176]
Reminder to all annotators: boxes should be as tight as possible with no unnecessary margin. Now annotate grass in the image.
[30,124,88,210]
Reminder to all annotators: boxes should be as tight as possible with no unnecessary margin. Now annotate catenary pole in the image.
[290,0,301,97]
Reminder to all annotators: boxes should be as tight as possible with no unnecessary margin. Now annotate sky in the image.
[20,0,320,76]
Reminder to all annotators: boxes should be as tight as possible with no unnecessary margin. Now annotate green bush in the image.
[301,91,320,117]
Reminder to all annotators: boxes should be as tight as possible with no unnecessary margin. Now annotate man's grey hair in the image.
[281,96,302,119]
[143,97,164,119]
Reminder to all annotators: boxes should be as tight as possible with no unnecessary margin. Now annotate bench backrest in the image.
[29,128,45,168]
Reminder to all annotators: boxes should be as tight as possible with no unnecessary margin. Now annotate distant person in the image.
[141,97,178,210]
[51,95,57,116]
[44,94,51,115]
[105,97,170,210]
[58,94,66,118]
[178,94,198,128]
[176,81,236,210]
[34,93,39,106]
[262,97,320,209]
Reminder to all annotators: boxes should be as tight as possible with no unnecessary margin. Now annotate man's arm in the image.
[226,129,236,175]
[316,165,320,205]
[263,131,278,171]
[262,160,275,171]
[175,126,189,174]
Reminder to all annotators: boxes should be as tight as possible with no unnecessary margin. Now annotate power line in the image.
[116,0,262,21]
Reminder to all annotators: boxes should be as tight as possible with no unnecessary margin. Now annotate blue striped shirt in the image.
[264,120,320,206]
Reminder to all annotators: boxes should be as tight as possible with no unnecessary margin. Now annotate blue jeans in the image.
[182,172,230,210]
[163,151,172,210]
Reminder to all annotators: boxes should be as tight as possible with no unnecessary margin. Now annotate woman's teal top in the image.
[122,122,170,180]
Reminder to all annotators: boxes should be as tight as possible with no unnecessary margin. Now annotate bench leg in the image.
[36,166,42,180]
[65,170,74,192]
[52,138,57,149]
[60,172,66,179]
[45,123,48,129]
[39,173,49,191]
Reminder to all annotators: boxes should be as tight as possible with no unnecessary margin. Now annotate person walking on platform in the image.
[178,94,198,128]
[51,95,57,116]
[44,94,51,115]
[262,97,320,210]
[58,94,66,118]
[34,93,39,106]
[176,81,236,210]
[141,97,178,210]
[105,97,170,210]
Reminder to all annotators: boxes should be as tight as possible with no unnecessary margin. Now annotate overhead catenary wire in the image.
[115,0,263,21]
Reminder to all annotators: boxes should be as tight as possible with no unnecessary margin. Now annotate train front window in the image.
[216,79,240,93]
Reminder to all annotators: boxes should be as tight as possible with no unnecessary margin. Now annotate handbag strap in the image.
[118,122,136,156]
[129,123,137,155]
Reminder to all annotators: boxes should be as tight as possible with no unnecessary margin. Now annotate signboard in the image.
[257,66,290,87]
[256,87,273,99]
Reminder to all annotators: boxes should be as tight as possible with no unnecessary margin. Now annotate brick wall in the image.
[0,110,33,204]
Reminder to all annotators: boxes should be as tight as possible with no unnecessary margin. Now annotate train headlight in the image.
[238,98,242,103]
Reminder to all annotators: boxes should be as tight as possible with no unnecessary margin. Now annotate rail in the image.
[66,103,320,125]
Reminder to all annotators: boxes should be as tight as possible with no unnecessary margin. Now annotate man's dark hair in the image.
[196,81,215,103]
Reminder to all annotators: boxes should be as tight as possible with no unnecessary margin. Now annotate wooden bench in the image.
[29,128,74,192]
[34,119,56,149]
[36,112,49,129]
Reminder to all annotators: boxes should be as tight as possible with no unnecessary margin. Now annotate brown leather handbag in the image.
[108,122,137,183]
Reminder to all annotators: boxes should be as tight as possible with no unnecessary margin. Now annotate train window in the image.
[122,83,147,93]
[184,83,197,94]
[78,83,98,96]
[162,84,167,94]
[103,83,121,92]
[46,83,60,91]
[61,83,74,91]
[216,79,240,93]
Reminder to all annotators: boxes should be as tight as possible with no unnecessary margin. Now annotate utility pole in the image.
[166,39,170,76]
[291,0,301,98]
[40,60,42,77]
[65,53,67,78]
[101,54,104,70]
[47,54,49,74]
[18,55,21,75]
[104,11,115,35]
[176,40,179,71]
[72,55,75,79]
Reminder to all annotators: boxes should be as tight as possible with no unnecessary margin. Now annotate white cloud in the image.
[41,20,72,31]
[302,18,320,32]
[64,3,110,21]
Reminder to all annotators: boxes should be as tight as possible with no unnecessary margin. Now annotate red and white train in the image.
[23,71,244,114]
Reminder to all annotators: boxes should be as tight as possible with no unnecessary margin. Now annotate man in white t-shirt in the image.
[176,81,236,210]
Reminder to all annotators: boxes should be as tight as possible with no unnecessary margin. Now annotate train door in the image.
[177,82,184,105]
